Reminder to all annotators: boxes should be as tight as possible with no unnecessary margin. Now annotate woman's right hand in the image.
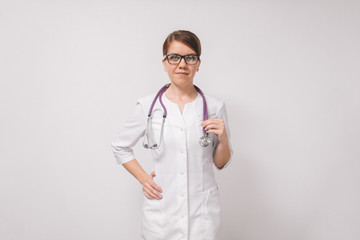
[142,171,163,200]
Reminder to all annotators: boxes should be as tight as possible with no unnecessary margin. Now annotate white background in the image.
[1,0,359,239]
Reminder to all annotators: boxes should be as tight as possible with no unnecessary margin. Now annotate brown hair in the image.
[162,30,201,56]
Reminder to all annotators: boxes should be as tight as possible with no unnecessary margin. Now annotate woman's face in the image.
[162,40,201,85]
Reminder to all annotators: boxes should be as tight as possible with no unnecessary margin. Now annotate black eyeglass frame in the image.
[163,54,200,65]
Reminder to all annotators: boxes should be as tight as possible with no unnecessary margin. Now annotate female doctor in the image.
[111,30,233,240]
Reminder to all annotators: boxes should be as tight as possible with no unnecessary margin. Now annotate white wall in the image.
[0,0,359,239]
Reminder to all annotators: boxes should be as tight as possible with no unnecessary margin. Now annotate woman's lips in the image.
[176,72,189,75]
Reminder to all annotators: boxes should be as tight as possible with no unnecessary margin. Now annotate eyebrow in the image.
[166,53,197,55]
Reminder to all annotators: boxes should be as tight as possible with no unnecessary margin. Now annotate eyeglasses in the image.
[163,54,200,65]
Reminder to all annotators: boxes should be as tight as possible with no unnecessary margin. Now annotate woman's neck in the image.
[165,82,198,101]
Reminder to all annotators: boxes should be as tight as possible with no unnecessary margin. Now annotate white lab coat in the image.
[111,90,233,240]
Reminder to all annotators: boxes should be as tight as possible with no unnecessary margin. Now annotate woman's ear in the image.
[162,58,167,72]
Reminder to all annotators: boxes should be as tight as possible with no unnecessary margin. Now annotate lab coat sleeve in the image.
[213,101,234,169]
[111,98,146,165]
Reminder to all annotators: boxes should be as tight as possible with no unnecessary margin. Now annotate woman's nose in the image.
[178,58,187,68]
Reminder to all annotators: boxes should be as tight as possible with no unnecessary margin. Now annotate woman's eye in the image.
[170,55,180,60]
[186,55,196,61]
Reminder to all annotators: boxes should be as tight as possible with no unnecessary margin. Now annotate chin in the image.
[173,80,194,87]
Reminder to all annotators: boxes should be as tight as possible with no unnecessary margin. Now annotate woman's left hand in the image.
[201,118,229,143]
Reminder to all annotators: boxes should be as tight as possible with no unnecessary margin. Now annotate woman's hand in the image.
[201,118,229,143]
[202,118,231,169]
[141,171,163,200]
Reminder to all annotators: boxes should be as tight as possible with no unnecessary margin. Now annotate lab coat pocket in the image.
[203,185,221,238]
[146,115,166,150]
[142,195,164,237]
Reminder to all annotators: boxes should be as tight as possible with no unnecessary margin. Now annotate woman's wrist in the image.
[138,172,149,185]
[218,132,229,145]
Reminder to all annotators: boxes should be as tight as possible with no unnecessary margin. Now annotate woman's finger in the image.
[144,191,152,199]
[201,118,222,127]
[144,181,162,199]
[206,129,221,135]
[204,123,220,131]
[148,182,162,199]
[150,181,163,193]
[143,187,157,199]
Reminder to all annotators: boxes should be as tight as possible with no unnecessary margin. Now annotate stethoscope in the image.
[143,83,211,150]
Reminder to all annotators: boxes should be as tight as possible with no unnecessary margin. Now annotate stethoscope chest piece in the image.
[199,133,211,147]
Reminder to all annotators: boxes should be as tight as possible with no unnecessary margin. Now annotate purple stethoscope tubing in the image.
[143,84,210,149]
[147,84,208,134]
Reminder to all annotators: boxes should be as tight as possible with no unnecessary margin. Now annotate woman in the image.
[111,30,233,240]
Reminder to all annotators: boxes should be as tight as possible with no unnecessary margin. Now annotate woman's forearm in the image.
[213,139,231,169]
[122,159,148,184]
